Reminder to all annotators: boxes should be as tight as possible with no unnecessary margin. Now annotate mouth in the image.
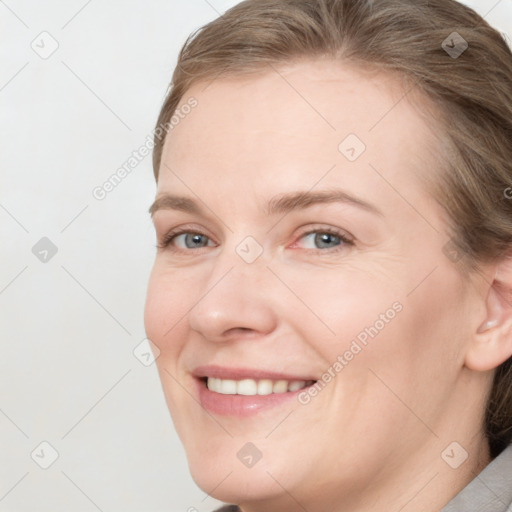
[192,366,318,416]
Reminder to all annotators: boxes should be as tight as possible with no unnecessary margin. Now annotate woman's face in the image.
[145,60,488,509]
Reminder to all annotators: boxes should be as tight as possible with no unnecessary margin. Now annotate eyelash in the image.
[156,226,354,254]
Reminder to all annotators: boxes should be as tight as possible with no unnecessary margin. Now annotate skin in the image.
[144,59,512,512]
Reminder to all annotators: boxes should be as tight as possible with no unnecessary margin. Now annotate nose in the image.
[188,257,279,343]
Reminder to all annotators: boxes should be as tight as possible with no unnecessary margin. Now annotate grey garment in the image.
[213,444,512,512]
[441,443,512,512]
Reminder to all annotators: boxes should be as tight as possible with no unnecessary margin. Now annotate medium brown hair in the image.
[152,0,512,458]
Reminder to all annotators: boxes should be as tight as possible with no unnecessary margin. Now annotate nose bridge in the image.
[187,243,277,340]
[207,231,271,295]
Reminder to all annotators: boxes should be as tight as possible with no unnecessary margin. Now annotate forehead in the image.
[158,59,442,212]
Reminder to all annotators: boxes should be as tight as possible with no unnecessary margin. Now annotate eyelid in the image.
[308,226,352,241]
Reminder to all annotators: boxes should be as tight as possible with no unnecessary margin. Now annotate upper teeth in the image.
[206,377,312,395]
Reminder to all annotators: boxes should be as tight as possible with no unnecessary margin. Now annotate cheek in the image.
[144,266,194,422]
[348,261,470,410]
[292,256,466,391]
[275,262,403,356]
[144,264,191,358]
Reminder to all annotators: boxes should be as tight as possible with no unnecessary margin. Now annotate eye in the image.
[175,233,213,249]
[157,229,216,251]
[292,228,354,252]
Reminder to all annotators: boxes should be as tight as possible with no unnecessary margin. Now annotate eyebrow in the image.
[148,190,383,218]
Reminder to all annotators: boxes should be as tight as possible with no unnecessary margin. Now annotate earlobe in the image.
[465,262,512,372]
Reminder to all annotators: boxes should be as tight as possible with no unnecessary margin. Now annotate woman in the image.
[144,0,512,510]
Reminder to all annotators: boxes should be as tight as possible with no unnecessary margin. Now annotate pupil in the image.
[187,234,205,247]
[315,233,339,248]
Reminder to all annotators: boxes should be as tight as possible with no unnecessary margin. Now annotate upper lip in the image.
[192,365,317,381]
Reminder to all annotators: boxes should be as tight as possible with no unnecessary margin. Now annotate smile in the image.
[193,366,319,416]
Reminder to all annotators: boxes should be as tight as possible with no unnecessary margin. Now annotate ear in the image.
[465,257,512,371]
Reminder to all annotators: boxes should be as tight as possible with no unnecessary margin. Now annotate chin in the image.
[185,440,300,505]
[189,462,283,504]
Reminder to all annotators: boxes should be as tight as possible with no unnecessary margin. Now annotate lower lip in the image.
[196,379,312,417]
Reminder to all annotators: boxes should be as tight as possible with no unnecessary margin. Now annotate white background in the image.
[1,1,511,511]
